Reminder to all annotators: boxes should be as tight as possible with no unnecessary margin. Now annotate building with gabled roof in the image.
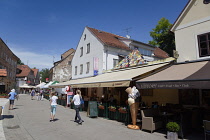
[32,68,40,85]
[71,26,168,79]
[171,0,210,62]
[49,48,75,82]
[16,65,35,87]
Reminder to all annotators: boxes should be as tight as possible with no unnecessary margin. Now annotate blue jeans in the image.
[75,105,82,122]
[51,105,57,115]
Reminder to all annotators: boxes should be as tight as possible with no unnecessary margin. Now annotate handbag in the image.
[80,98,84,104]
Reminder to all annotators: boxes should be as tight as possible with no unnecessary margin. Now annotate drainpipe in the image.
[105,46,108,70]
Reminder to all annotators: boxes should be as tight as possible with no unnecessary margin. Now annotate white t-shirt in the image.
[51,96,58,105]
[72,94,81,105]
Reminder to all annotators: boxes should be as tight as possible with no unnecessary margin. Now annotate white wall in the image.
[175,20,210,62]
[72,27,104,79]
[103,46,130,71]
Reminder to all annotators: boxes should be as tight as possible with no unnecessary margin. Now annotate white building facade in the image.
[171,0,210,62]
[72,27,168,80]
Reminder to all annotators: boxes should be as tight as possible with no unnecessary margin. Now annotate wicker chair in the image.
[141,109,163,133]
[203,120,210,140]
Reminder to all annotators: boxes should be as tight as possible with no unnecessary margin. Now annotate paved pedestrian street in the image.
[1,95,202,140]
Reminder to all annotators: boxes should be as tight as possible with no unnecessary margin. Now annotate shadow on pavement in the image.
[53,118,59,122]
[2,115,14,119]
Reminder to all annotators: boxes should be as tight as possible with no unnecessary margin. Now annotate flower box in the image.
[0,96,7,98]
[109,108,116,112]
[98,105,104,110]
[108,106,116,112]
[118,107,127,113]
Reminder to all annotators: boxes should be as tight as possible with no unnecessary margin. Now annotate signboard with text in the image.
[93,57,99,76]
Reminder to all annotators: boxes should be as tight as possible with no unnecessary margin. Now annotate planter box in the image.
[109,111,116,120]
[98,108,105,117]
[98,106,104,110]
[0,96,7,98]
[109,108,116,112]
[167,131,178,140]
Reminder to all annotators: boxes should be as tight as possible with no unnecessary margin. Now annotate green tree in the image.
[39,68,50,82]
[149,17,175,57]
[17,59,24,65]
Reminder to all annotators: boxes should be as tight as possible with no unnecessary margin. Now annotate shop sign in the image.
[138,81,210,89]
[139,83,190,89]
[93,57,99,76]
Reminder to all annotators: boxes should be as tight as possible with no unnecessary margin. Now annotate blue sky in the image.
[0,0,188,70]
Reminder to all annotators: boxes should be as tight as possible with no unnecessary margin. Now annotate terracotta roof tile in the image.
[0,69,7,77]
[153,47,169,58]
[16,65,31,77]
[87,27,131,51]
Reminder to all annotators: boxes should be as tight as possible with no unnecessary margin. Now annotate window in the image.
[80,47,83,57]
[86,62,90,73]
[80,64,83,74]
[68,61,71,65]
[113,59,119,68]
[87,43,90,54]
[198,32,210,57]
[75,66,77,75]
[84,34,86,40]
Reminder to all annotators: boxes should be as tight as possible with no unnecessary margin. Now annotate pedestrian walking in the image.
[40,90,43,100]
[50,92,58,122]
[71,89,84,124]
[31,89,35,100]
[8,89,17,110]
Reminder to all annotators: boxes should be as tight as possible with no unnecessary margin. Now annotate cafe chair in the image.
[141,109,162,133]
[203,120,210,140]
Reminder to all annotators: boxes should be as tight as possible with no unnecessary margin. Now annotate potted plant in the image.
[166,122,180,140]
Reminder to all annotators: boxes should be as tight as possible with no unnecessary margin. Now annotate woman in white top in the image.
[50,92,58,122]
[71,89,84,124]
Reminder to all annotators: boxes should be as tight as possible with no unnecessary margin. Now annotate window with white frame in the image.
[87,43,90,54]
[80,64,83,74]
[80,47,83,57]
[198,32,210,57]
[113,59,119,68]
[75,66,77,75]
[86,62,90,73]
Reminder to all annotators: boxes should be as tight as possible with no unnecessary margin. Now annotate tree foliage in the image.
[17,59,24,65]
[149,17,175,57]
[39,68,50,82]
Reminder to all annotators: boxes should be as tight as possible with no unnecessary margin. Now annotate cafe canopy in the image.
[136,60,210,89]
[50,61,172,88]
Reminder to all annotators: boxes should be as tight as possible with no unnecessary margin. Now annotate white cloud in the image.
[9,44,60,70]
